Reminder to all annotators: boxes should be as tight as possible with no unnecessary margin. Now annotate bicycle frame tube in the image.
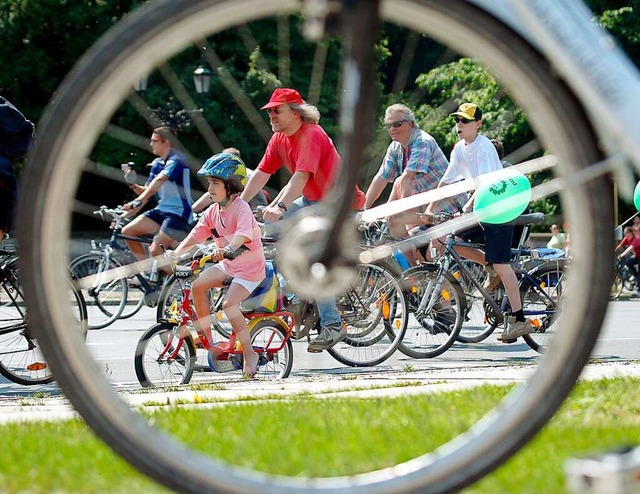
[494,0,640,178]
[444,239,503,314]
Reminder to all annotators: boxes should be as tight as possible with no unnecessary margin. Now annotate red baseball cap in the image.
[260,88,304,110]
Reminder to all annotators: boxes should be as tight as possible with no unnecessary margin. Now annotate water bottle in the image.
[149,259,159,282]
[276,272,296,302]
[392,250,411,271]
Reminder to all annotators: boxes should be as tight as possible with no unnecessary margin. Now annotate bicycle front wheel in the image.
[134,322,196,388]
[398,264,464,359]
[0,259,87,385]
[327,264,408,367]
[18,0,613,492]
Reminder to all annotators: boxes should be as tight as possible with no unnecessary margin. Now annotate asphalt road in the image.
[1,299,638,397]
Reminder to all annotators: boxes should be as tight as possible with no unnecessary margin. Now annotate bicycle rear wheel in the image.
[327,263,408,367]
[250,319,293,379]
[17,0,613,492]
[69,252,128,329]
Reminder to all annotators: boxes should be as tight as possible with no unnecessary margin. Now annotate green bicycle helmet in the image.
[198,152,248,191]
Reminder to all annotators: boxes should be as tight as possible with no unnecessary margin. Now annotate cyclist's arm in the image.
[260,171,308,223]
[241,169,270,203]
[620,244,634,258]
[364,173,387,209]
[128,183,144,195]
[123,174,168,212]
[275,170,308,208]
[192,192,213,214]
[396,170,417,200]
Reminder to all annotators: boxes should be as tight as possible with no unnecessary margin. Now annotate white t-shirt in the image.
[441,134,502,185]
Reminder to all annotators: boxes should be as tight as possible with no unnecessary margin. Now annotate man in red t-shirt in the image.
[615,225,640,295]
[242,88,362,351]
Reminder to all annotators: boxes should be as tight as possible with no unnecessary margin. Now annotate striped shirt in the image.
[380,127,466,212]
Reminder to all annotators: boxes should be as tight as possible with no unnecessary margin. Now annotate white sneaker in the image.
[498,316,532,341]
[483,265,501,291]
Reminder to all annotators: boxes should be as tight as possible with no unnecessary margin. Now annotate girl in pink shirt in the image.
[172,153,265,377]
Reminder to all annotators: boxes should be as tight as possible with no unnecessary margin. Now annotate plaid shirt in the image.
[379,127,466,212]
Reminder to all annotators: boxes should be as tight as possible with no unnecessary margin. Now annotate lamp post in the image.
[193,62,213,94]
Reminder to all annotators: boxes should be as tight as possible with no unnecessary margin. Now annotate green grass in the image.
[0,377,639,493]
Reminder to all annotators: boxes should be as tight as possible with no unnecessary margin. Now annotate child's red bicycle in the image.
[134,246,294,387]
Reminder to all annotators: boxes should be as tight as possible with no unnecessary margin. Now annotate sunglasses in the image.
[266,107,288,115]
[384,120,407,129]
[454,117,475,124]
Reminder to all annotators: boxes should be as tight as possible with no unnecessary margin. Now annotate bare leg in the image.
[122,216,160,261]
[453,244,487,265]
[223,284,258,378]
[191,267,226,346]
[493,263,522,312]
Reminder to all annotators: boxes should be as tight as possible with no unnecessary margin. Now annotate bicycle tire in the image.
[250,319,293,379]
[327,263,408,367]
[119,285,146,319]
[134,322,197,388]
[397,264,464,359]
[69,252,128,329]
[453,259,501,343]
[521,261,568,353]
[17,0,613,492]
[610,270,623,300]
[0,259,88,385]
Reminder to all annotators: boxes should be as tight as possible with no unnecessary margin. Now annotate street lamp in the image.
[193,62,213,94]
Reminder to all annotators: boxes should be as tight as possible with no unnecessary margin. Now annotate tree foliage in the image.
[0,1,638,226]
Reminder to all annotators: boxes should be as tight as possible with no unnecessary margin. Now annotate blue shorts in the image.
[481,223,514,264]
[456,223,514,264]
[143,209,190,241]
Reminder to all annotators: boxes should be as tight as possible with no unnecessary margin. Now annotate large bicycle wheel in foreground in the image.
[17,0,613,492]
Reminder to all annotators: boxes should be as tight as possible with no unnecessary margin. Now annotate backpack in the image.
[0,97,36,162]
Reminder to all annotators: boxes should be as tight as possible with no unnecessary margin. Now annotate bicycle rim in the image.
[17,0,612,491]
[134,322,196,388]
[521,262,568,353]
[397,265,463,359]
[69,253,128,329]
[327,264,408,367]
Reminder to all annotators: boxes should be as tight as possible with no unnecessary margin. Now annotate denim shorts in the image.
[143,209,190,241]
[481,223,515,264]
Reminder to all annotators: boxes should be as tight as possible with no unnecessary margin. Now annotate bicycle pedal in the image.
[499,338,517,344]
[227,353,244,370]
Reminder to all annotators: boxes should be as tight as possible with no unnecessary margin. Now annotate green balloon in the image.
[474,168,532,224]
[634,181,640,212]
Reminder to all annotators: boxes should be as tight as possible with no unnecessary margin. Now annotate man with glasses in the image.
[242,87,364,351]
[122,126,193,278]
[364,103,466,261]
